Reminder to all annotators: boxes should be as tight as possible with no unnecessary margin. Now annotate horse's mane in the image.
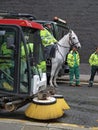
[58,31,70,46]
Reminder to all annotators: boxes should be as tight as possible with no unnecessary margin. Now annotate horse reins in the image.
[56,43,69,63]
[57,42,70,48]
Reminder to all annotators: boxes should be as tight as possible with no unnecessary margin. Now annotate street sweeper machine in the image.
[0,16,70,120]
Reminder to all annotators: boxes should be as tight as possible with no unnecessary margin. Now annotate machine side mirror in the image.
[6,37,15,50]
[0,31,6,36]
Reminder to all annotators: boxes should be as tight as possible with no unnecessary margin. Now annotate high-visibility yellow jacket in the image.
[0,43,13,69]
[40,29,57,47]
[21,43,46,72]
[37,61,46,72]
[89,52,98,66]
[21,43,34,58]
[67,50,80,67]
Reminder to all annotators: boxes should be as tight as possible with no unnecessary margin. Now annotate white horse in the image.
[49,29,81,87]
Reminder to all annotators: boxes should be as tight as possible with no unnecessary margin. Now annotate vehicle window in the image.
[0,28,15,92]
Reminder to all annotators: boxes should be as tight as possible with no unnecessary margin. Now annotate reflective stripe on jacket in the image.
[40,29,57,47]
[67,50,80,67]
[89,52,98,66]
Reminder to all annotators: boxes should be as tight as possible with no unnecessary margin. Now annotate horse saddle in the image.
[49,44,57,58]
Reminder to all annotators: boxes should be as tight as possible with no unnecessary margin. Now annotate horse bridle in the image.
[57,31,79,49]
[56,30,79,62]
[69,30,79,47]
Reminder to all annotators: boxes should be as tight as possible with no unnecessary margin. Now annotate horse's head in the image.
[69,30,81,49]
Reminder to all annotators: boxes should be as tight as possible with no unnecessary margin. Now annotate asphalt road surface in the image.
[57,83,98,128]
[0,83,98,128]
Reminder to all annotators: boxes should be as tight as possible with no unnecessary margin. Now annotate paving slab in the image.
[0,119,98,130]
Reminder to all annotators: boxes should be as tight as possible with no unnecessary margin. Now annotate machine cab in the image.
[0,22,46,97]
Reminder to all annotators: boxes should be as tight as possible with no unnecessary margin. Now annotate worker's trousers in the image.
[89,65,98,84]
[69,66,80,85]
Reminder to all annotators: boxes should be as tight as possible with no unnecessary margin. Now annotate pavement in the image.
[58,63,98,85]
[78,63,98,84]
[0,118,98,130]
[57,74,98,85]
[0,63,98,130]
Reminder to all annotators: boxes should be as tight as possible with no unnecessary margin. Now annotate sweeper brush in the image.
[53,94,70,112]
[25,96,64,120]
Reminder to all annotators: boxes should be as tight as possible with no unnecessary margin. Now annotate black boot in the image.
[88,82,93,87]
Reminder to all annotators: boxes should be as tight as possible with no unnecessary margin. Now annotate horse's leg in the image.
[53,63,62,87]
[49,64,54,87]
[49,74,54,87]
[49,60,57,87]
[53,75,58,88]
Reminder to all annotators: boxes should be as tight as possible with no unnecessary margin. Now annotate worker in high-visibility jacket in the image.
[40,28,58,85]
[67,46,81,87]
[0,42,13,70]
[40,28,57,59]
[21,42,46,75]
[0,41,14,91]
[88,47,98,87]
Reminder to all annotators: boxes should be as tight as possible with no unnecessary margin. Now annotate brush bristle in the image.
[25,102,63,120]
[57,98,70,110]
[52,94,70,111]
[25,97,64,120]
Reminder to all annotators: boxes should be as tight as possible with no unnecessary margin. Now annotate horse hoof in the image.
[54,85,58,88]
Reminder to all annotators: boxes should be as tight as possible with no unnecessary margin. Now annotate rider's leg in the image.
[46,59,51,86]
